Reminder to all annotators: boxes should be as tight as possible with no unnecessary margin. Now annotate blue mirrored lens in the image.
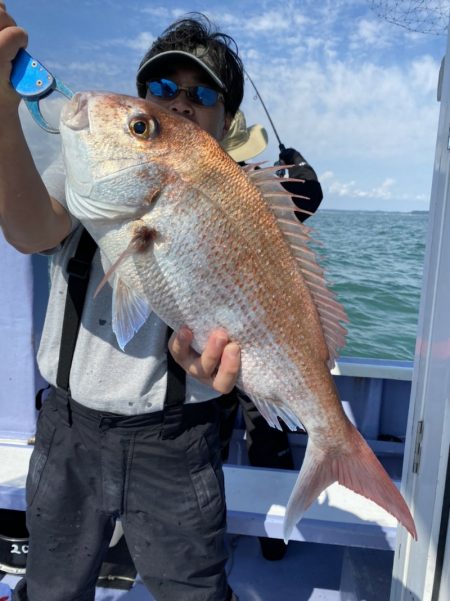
[148,79,178,98]
[193,86,218,107]
[147,79,220,107]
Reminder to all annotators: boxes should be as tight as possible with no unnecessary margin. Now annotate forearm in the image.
[282,179,323,222]
[0,9,71,253]
[0,112,71,253]
[279,149,323,223]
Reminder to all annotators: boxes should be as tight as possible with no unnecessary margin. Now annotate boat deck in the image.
[2,534,393,601]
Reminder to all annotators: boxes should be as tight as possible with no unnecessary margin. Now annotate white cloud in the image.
[325,174,396,199]
[244,50,441,167]
[241,11,295,34]
[318,170,429,210]
[119,32,156,53]
[13,0,445,212]
[63,32,155,54]
[409,54,442,94]
[242,35,440,212]
[350,17,393,50]
[140,6,173,18]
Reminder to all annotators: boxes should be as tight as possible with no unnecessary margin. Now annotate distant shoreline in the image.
[320,208,429,214]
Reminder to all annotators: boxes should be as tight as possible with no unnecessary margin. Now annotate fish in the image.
[59,91,417,542]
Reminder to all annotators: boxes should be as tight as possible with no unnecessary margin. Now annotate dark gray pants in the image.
[14,391,233,601]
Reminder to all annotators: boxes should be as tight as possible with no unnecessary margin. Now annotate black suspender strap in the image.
[161,328,187,439]
[56,228,98,391]
[55,227,186,437]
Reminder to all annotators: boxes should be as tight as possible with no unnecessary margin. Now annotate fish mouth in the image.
[60,92,90,132]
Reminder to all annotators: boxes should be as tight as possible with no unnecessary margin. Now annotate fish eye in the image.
[133,120,147,135]
[129,116,159,139]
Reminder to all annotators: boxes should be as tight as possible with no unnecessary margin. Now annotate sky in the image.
[11,0,450,211]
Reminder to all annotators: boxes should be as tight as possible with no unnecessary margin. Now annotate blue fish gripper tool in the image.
[10,48,73,134]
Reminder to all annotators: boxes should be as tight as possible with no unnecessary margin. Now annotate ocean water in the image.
[309,210,428,361]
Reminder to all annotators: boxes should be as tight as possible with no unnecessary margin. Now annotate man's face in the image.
[144,64,232,141]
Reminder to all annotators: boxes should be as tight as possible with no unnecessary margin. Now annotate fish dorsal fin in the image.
[247,164,349,367]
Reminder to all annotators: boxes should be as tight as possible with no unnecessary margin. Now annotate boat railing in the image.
[332,356,414,381]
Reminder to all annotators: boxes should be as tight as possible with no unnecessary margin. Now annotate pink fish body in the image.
[59,92,417,542]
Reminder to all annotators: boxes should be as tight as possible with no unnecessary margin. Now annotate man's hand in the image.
[0,3,27,111]
[279,147,304,166]
[168,326,240,394]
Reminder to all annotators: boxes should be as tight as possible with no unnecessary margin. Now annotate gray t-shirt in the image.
[37,156,219,415]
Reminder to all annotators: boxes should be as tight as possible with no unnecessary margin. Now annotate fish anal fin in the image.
[246,392,305,432]
[112,275,151,350]
[283,423,417,543]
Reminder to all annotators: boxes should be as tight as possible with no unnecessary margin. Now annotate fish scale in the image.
[59,91,417,543]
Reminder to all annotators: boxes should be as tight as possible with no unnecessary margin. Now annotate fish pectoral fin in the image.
[111,274,150,350]
[283,423,417,544]
[94,246,137,299]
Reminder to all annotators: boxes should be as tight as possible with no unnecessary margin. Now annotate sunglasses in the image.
[147,78,224,107]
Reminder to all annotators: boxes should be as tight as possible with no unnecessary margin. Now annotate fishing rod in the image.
[244,69,285,152]
[245,69,286,175]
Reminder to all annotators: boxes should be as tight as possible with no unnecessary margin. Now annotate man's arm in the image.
[0,5,71,253]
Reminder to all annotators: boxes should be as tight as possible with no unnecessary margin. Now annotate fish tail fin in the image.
[283,423,417,543]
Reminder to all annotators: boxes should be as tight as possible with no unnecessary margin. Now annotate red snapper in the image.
[59,91,417,542]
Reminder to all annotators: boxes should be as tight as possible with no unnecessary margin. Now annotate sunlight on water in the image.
[310,210,428,361]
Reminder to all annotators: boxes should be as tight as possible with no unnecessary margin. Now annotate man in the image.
[0,9,241,601]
